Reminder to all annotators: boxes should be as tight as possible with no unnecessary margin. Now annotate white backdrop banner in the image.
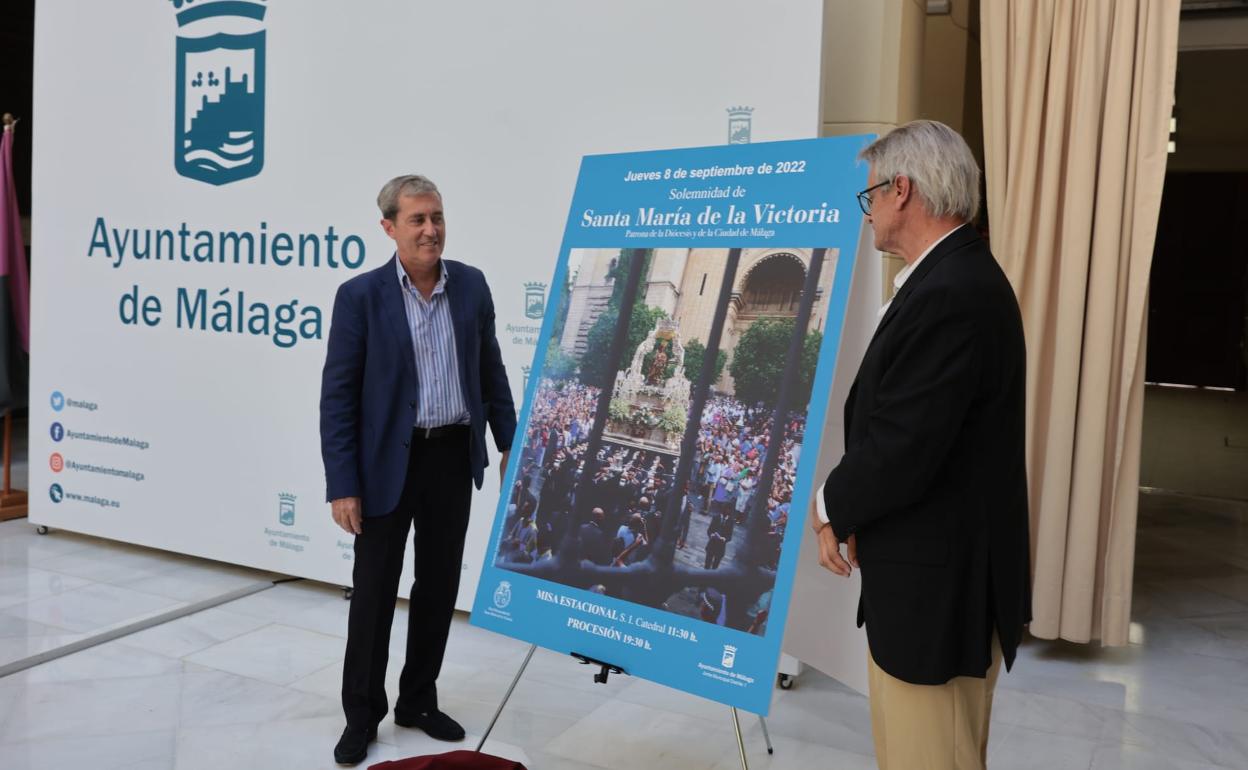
[29,0,825,609]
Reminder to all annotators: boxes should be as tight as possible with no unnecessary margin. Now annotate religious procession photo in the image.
[493,246,838,636]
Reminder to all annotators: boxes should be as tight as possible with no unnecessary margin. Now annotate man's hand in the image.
[331,496,363,535]
[499,449,511,486]
[817,526,853,577]
[809,489,856,576]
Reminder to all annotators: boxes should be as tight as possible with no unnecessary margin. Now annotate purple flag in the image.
[0,124,31,354]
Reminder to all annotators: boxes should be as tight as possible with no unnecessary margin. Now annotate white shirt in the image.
[816,224,965,525]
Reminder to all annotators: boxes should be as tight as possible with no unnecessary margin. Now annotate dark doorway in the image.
[1146,173,1248,390]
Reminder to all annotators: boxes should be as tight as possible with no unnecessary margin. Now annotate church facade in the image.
[560,247,839,395]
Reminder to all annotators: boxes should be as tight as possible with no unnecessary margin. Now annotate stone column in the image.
[820,0,926,298]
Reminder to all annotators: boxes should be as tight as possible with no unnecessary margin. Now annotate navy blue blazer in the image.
[319,256,517,517]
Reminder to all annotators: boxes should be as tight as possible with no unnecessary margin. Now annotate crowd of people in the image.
[494,378,807,634]
[500,428,680,568]
[686,396,802,573]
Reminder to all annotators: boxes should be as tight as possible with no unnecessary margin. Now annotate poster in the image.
[471,137,870,714]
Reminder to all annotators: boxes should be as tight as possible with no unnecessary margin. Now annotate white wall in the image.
[28,0,826,610]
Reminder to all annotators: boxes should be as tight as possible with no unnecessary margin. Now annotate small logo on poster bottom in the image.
[49,453,64,473]
[721,644,737,669]
[278,492,296,526]
[50,422,64,442]
[49,484,64,504]
[493,580,512,609]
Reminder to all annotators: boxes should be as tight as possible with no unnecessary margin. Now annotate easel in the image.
[0,114,26,522]
[476,645,775,769]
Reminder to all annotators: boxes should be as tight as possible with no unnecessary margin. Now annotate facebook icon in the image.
[50,423,64,442]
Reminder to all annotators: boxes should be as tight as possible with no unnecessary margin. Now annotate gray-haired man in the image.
[810,121,1031,769]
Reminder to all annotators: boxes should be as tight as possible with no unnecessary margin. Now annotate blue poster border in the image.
[472,136,873,715]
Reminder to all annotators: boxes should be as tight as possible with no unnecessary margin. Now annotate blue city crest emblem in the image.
[493,580,512,609]
[523,283,547,320]
[171,0,268,185]
[727,106,754,145]
[278,492,296,526]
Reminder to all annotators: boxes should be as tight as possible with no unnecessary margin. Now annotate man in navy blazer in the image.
[321,174,516,765]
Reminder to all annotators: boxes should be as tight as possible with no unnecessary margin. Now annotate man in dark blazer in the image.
[577,507,612,566]
[810,121,1030,770]
[321,174,516,765]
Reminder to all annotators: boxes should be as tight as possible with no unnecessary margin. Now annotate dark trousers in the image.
[341,425,472,729]
[676,508,692,545]
[704,534,726,569]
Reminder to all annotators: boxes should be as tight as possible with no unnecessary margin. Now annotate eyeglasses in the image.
[856,180,892,215]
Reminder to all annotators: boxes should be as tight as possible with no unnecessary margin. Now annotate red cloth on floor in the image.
[369,750,526,770]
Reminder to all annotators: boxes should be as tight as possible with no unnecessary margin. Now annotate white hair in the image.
[377,174,441,220]
[859,120,980,221]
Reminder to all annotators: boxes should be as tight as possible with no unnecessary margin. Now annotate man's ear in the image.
[380,218,395,238]
[893,175,914,209]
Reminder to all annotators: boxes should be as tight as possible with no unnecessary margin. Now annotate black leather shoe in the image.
[394,709,466,741]
[333,723,377,765]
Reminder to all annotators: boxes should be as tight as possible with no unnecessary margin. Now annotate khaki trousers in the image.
[867,636,1003,770]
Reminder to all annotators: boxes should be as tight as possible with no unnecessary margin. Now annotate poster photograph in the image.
[472,137,870,714]
[495,246,827,634]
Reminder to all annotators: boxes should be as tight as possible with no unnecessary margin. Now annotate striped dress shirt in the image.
[397,258,471,428]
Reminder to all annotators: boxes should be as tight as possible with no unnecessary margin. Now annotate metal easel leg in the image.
[731,707,750,770]
[758,715,774,755]
[476,644,537,753]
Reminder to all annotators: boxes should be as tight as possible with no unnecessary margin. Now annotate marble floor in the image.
[0,490,1245,769]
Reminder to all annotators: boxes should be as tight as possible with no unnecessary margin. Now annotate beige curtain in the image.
[981,0,1180,645]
